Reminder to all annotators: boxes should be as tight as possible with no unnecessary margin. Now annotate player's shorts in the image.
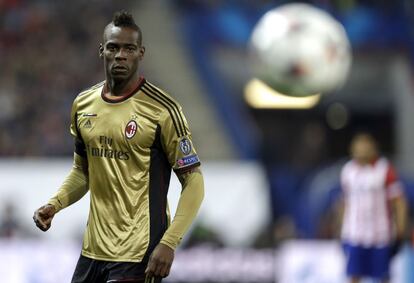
[71,254,162,283]
[342,242,392,280]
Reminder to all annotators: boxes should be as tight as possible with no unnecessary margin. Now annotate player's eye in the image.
[106,45,117,52]
[126,46,136,52]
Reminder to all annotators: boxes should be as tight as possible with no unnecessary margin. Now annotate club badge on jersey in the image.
[125,120,138,139]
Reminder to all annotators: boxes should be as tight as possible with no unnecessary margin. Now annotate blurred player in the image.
[339,133,407,283]
[33,11,204,283]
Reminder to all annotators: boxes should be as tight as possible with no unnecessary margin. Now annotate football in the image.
[250,3,352,97]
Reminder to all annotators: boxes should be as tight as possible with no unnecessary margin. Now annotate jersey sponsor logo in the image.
[87,145,130,160]
[179,138,192,155]
[125,120,138,139]
[86,135,130,160]
[177,154,199,167]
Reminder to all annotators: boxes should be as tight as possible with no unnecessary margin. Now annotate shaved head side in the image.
[103,11,143,45]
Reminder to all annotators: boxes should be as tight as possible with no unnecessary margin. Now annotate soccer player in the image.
[32,11,204,283]
[339,133,407,283]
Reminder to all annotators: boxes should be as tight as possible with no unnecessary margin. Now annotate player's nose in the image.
[115,49,127,60]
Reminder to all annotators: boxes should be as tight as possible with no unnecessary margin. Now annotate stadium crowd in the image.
[0,0,135,156]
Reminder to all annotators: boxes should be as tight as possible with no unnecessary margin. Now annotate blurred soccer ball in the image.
[250,3,352,97]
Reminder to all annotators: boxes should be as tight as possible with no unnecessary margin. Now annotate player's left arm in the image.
[145,105,204,278]
[386,164,408,240]
[161,167,204,248]
[146,167,204,278]
[392,195,408,240]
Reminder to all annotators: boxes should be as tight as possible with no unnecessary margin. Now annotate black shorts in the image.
[71,254,162,283]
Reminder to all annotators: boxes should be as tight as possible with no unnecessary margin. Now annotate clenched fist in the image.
[33,204,56,232]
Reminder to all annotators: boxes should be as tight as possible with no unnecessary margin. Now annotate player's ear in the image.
[99,43,104,59]
[138,46,145,60]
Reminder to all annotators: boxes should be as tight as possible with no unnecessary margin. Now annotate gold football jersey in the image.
[70,78,200,262]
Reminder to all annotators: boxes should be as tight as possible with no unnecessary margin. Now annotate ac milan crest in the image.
[125,120,138,139]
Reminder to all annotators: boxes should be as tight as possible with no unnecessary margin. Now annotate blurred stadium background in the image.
[2,0,414,282]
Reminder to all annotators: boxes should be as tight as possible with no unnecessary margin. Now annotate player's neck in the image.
[106,76,140,96]
[355,157,379,166]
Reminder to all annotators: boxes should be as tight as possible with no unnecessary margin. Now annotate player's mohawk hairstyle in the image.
[112,10,143,45]
[113,11,136,27]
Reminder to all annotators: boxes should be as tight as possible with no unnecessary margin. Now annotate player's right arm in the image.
[335,164,348,238]
[33,150,89,231]
[33,96,89,232]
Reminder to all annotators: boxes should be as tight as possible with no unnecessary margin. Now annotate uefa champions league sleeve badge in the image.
[179,138,192,156]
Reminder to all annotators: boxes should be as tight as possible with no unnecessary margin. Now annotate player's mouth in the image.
[112,65,128,73]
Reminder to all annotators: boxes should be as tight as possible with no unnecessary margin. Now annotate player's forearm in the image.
[48,153,89,213]
[335,197,345,237]
[160,169,204,250]
[394,196,408,238]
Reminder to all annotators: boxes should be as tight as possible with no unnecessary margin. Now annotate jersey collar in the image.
[101,76,145,103]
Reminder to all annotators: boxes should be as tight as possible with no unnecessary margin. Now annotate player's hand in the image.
[33,204,56,232]
[145,243,174,278]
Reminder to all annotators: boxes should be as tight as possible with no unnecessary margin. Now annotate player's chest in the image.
[346,167,385,193]
[76,103,159,149]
